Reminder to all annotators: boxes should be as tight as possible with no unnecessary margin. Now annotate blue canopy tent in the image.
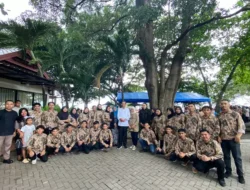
[117,92,211,103]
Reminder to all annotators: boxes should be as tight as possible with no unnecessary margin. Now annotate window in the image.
[17,91,33,110]
[0,88,15,109]
[34,93,43,106]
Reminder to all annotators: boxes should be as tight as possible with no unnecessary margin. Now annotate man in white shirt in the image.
[117,101,130,149]
[13,100,21,115]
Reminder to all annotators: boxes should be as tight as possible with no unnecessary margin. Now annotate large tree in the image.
[135,0,250,112]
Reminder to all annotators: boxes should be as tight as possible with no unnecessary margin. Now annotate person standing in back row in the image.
[117,101,130,149]
[218,99,245,184]
[13,100,21,115]
[0,100,18,164]
[184,103,201,142]
[41,102,59,135]
[139,104,151,132]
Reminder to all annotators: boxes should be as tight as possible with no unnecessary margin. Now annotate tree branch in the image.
[67,0,112,10]
[214,54,245,112]
[159,4,250,65]
[91,14,129,35]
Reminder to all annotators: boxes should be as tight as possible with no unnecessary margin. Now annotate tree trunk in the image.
[136,0,158,109]
[30,50,47,107]
[164,37,188,112]
[214,55,245,112]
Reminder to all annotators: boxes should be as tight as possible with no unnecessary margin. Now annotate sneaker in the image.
[130,145,134,149]
[117,146,123,149]
[218,179,226,187]
[238,176,245,184]
[132,146,136,151]
[31,159,37,165]
[224,172,232,178]
[181,161,189,167]
[22,158,29,164]
[192,167,198,174]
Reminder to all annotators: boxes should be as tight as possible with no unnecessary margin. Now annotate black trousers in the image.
[131,132,138,146]
[221,140,244,176]
[169,153,197,162]
[46,146,57,155]
[118,127,128,147]
[30,152,48,162]
[78,143,90,154]
[59,145,77,153]
[193,158,225,180]
[89,142,100,150]
[100,140,110,149]
[44,128,52,135]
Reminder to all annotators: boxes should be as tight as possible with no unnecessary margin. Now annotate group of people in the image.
[0,99,246,187]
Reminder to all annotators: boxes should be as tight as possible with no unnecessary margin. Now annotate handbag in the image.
[15,139,23,149]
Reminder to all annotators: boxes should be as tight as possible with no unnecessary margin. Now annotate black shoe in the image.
[75,150,80,155]
[3,159,14,164]
[124,146,127,149]
[224,172,232,178]
[139,149,147,153]
[238,176,245,184]
[218,179,226,187]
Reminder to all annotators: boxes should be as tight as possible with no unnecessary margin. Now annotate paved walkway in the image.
[1,140,250,190]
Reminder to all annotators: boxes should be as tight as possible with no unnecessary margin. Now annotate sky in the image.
[1,0,239,21]
[1,0,247,107]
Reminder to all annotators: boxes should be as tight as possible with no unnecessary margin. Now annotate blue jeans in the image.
[139,138,155,153]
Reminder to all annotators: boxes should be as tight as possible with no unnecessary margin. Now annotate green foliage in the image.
[0,18,57,51]
[42,104,61,112]
[15,0,250,107]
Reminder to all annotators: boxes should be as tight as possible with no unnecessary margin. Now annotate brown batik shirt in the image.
[41,110,59,129]
[196,139,223,161]
[140,128,158,145]
[218,109,245,140]
[99,129,113,146]
[27,133,47,154]
[30,110,43,126]
[61,131,76,148]
[199,115,220,140]
[184,113,202,141]
[152,115,166,140]
[77,128,90,143]
[89,128,101,143]
[162,134,177,156]
[175,137,196,157]
[47,133,61,148]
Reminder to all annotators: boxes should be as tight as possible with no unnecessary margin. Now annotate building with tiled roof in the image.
[0,48,55,109]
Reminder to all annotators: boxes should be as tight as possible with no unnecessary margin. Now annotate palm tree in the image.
[100,29,134,101]
[0,18,56,106]
[35,33,86,107]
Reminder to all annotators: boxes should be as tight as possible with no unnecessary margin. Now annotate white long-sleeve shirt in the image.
[117,107,131,127]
